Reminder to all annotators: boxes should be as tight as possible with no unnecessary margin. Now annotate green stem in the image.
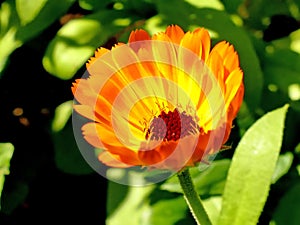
[177,168,212,225]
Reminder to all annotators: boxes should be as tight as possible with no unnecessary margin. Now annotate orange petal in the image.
[231,82,244,116]
[151,34,179,83]
[98,76,124,104]
[73,105,97,122]
[191,127,226,163]
[165,25,185,44]
[191,133,209,162]
[94,95,113,125]
[152,31,172,42]
[72,79,112,124]
[194,28,211,61]
[180,28,211,61]
[82,122,105,149]
[86,47,110,68]
[72,79,98,107]
[129,29,151,43]
[82,122,116,148]
[211,41,239,73]
[95,47,110,58]
[138,140,178,166]
[227,81,244,125]
[206,51,225,93]
[180,31,202,58]
[111,44,147,80]
[83,122,143,152]
[138,149,164,166]
[224,69,243,109]
[98,151,134,168]
[138,135,200,170]
[82,123,142,166]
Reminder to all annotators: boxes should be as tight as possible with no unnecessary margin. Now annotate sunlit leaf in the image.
[272,183,300,225]
[106,181,129,218]
[161,159,231,196]
[52,100,73,132]
[185,0,224,10]
[15,0,75,41]
[16,0,47,25]
[107,181,193,225]
[79,0,112,11]
[151,193,222,225]
[0,0,74,74]
[0,27,21,74]
[107,167,226,225]
[0,143,14,210]
[218,105,289,225]
[43,10,141,80]
[106,181,154,225]
[0,2,21,73]
[271,152,293,184]
[151,195,189,225]
[203,196,223,225]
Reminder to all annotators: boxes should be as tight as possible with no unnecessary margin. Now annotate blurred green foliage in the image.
[0,143,14,210]
[1,0,300,224]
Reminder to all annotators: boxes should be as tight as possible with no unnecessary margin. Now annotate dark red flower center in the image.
[146,108,200,141]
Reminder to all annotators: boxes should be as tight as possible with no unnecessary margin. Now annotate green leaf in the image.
[263,49,300,95]
[51,100,73,132]
[218,105,289,225]
[271,152,293,184]
[261,49,300,111]
[221,0,244,13]
[272,183,300,225]
[16,0,47,25]
[106,181,154,225]
[0,27,21,76]
[106,175,194,225]
[107,181,193,225]
[161,159,231,196]
[203,196,223,225]
[236,102,256,136]
[1,181,29,214]
[53,120,93,175]
[184,0,224,10]
[43,10,141,80]
[79,0,112,11]
[106,181,130,218]
[0,0,74,74]
[151,195,189,225]
[0,2,21,74]
[243,0,291,30]
[15,0,75,42]
[0,143,14,210]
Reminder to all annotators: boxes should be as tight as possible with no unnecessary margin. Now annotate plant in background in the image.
[1,0,296,224]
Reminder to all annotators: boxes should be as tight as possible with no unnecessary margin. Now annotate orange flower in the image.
[72,25,244,170]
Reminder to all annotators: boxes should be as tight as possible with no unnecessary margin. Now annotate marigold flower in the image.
[72,25,244,171]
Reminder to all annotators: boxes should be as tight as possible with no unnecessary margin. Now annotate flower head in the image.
[72,25,244,171]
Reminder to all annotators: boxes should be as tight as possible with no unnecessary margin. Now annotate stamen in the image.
[145,108,200,141]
